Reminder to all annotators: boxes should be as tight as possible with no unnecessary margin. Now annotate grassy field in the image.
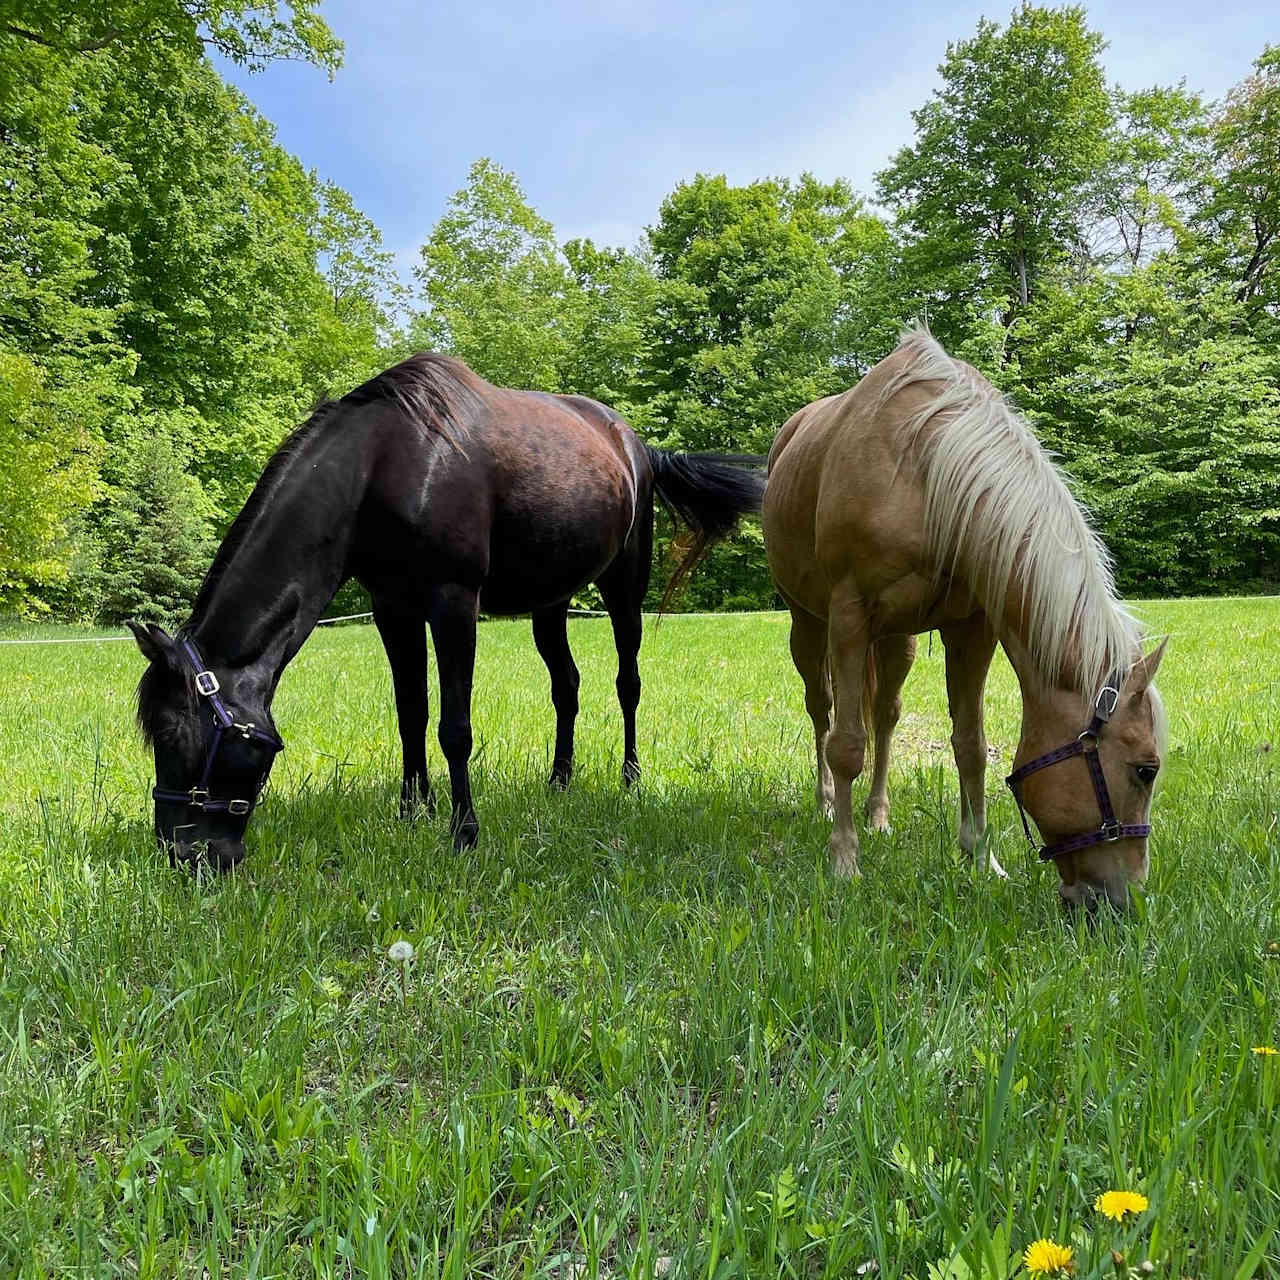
[0,600,1277,1279]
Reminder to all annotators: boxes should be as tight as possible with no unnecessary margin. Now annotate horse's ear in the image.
[1126,636,1168,696]
[127,620,174,665]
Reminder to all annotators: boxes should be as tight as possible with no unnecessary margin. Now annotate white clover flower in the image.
[388,940,414,963]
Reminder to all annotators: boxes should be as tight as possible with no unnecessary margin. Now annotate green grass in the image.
[0,600,1277,1279]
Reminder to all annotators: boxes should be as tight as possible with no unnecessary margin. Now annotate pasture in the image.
[0,599,1276,1279]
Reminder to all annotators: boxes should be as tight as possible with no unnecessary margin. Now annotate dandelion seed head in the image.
[388,940,414,963]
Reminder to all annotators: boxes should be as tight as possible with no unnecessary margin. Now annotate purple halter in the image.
[152,636,283,819]
[1005,670,1150,863]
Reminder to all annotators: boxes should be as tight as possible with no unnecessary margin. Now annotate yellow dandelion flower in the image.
[1024,1238,1075,1275]
[1252,1046,1278,1056]
[1094,1189,1150,1221]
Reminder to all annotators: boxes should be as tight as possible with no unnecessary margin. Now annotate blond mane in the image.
[880,326,1140,694]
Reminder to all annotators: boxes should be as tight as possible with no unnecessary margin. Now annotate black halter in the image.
[1005,670,1150,863]
[152,636,284,818]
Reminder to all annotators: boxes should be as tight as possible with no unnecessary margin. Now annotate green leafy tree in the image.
[413,159,575,390]
[558,238,657,416]
[0,348,100,612]
[1002,260,1280,592]
[1086,85,1206,274]
[877,4,1111,342]
[1192,45,1280,333]
[643,173,844,454]
[0,0,342,73]
[85,413,218,624]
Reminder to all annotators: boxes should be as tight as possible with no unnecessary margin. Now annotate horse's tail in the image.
[644,446,766,612]
[861,644,878,753]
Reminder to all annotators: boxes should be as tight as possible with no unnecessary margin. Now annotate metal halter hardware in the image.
[1004,670,1151,863]
[151,636,283,820]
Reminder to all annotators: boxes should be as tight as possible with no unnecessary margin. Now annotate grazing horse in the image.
[763,328,1167,911]
[129,354,764,871]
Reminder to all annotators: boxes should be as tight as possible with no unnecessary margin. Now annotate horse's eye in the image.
[1134,763,1159,787]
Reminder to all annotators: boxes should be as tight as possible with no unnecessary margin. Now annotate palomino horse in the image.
[129,354,764,870]
[763,328,1167,910]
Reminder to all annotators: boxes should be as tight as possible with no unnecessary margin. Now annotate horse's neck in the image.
[187,413,373,696]
[1000,630,1088,755]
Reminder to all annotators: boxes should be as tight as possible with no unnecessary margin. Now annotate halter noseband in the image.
[152,636,283,819]
[1004,671,1150,863]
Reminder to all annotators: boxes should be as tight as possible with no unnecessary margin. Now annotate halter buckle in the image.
[1095,684,1120,717]
[228,799,252,816]
[1101,821,1123,842]
[188,787,210,809]
[194,670,220,696]
[233,722,256,739]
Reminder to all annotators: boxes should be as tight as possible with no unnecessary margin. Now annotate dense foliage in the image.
[2,4,1277,620]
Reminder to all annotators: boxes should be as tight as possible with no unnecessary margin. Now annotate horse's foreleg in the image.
[864,633,916,832]
[532,603,580,788]
[941,615,1004,877]
[825,588,872,878]
[786,603,834,817]
[429,584,480,850]
[372,599,434,818]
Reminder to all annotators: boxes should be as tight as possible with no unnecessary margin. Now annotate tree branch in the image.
[3,21,121,52]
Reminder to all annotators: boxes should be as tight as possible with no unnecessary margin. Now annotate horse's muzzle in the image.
[168,835,246,874]
[1060,876,1132,916]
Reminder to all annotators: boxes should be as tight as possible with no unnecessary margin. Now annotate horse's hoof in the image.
[547,767,572,790]
[622,762,641,788]
[399,784,436,821]
[451,822,479,852]
[865,809,892,834]
[828,833,862,879]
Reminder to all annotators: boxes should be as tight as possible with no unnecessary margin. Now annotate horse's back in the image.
[362,379,644,613]
[763,345,940,622]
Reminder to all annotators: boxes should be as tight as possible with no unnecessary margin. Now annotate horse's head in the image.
[129,622,282,872]
[1009,640,1167,914]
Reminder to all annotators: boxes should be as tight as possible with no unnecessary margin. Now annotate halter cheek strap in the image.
[152,636,283,818]
[1005,672,1151,863]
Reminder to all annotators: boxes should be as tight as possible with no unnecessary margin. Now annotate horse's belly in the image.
[480,508,630,614]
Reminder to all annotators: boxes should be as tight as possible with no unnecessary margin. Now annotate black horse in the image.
[129,354,764,870]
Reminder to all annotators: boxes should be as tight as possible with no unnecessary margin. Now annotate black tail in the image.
[644,446,766,612]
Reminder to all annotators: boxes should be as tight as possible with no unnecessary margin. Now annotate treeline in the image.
[2,3,1278,621]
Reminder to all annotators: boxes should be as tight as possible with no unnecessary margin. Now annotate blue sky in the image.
[217,1,1277,280]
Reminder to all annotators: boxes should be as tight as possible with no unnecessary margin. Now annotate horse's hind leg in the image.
[428,584,480,850]
[941,615,1005,877]
[824,585,872,878]
[372,598,434,818]
[786,603,834,818]
[597,547,648,786]
[864,633,917,832]
[532,602,580,788]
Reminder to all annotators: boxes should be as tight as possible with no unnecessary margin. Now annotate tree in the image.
[1086,85,1206,274]
[1001,259,1280,593]
[0,0,342,73]
[84,413,218,624]
[557,238,657,415]
[1192,45,1280,333]
[0,348,99,612]
[643,173,844,455]
[412,159,575,391]
[877,4,1111,342]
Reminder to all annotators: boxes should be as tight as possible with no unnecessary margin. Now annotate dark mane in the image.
[344,351,481,451]
[187,400,346,620]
